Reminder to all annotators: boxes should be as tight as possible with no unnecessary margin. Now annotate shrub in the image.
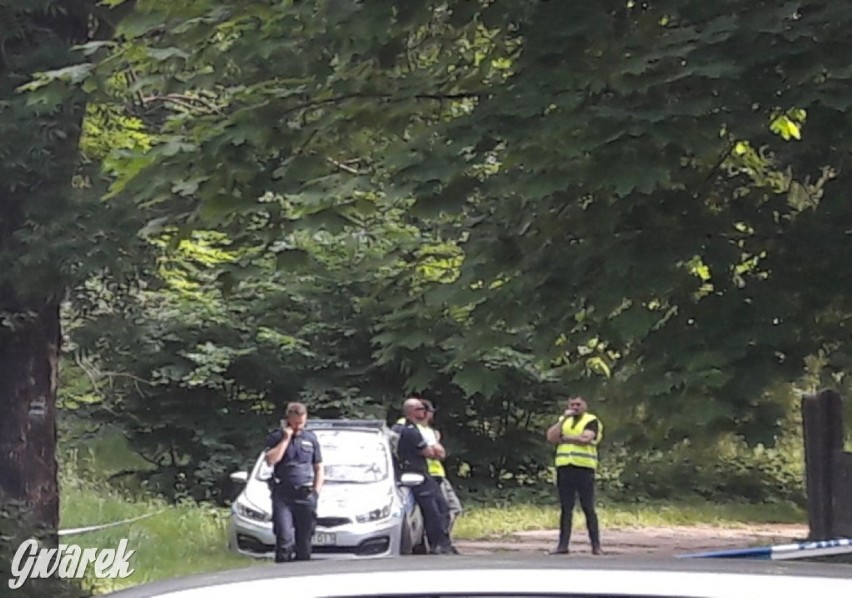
[598,434,805,505]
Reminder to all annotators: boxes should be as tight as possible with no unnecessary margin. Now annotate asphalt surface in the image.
[105,553,852,597]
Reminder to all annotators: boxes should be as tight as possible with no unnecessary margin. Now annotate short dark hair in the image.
[286,402,307,416]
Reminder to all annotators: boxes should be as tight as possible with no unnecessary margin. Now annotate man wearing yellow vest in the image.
[545,395,603,555]
[421,399,463,538]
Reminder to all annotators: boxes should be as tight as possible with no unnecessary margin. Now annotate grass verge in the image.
[58,478,255,595]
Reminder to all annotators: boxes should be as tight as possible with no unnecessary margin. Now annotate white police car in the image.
[227,420,426,559]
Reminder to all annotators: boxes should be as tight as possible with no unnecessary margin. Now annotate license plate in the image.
[312,532,336,546]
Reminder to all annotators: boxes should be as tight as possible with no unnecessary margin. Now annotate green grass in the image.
[58,476,809,595]
[59,479,257,595]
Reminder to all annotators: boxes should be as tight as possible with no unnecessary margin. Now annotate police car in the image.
[228,420,427,559]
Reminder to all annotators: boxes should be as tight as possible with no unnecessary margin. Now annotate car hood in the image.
[317,482,395,517]
[242,480,393,519]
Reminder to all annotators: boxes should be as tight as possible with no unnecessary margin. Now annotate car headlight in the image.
[234,501,269,522]
[356,504,392,523]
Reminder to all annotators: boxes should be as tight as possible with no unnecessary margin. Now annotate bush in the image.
[597,433,805,505]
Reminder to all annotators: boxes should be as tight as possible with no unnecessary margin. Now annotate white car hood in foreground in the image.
[103,560,852,598]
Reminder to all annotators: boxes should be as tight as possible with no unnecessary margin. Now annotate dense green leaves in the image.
[15,0,852,498]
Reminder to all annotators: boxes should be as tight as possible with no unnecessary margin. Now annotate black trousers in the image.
[556,465,600,550]
[271,487,317,562]
[410,474,451,552]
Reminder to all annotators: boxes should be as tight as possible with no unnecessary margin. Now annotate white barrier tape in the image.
[58,509,165,536]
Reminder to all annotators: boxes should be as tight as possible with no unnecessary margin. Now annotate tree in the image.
[0,0,98,536]
[33,1,852,478]
[0,0,143,545]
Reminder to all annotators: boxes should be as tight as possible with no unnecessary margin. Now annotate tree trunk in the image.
[0,2,96,543]
[0,296,62,537]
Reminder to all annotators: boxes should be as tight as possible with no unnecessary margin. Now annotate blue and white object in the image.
[679,537,852,560]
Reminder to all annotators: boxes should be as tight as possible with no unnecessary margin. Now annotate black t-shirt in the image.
[265,428,322,487]
[566,416,599,436]
[396,421,428,474]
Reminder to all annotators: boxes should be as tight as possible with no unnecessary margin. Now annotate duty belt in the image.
[272,479,313,497]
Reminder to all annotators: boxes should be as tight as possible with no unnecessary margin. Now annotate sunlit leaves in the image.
[770,109,807,142]
[80,105,151,161]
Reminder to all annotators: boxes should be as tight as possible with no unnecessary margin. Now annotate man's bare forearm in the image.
[422,443,446,459]
[560,432,595,445]
[265,434,291,466]
[313,463,324,494]
[546,421,564,444]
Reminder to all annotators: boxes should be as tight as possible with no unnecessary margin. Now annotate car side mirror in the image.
[399,472,425,487]
[230,471,249,484]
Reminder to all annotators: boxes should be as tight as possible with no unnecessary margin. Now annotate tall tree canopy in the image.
[10,0,852,515]
[50,0,850,437]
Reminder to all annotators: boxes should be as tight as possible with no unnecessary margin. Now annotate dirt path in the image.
[456,524,809,557]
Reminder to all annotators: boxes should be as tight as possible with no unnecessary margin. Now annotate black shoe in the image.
[431,544,455,555]
[547,547,569,555]
[592,547,604,555]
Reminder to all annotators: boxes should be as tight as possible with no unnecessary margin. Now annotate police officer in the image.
[396,397,455,555]
[545,395,604,555]
[265,402,324,562]
[394,401,453,545]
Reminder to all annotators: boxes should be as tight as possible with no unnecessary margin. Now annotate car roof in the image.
[251,422,390,465]
[307,419,389,432]
[102,554,852,597]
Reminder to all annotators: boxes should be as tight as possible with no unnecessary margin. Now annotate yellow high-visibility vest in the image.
[427,439,446,478]
[555,413,603,470]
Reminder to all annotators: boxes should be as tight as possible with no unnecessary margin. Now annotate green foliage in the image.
[598,433,805,505]
[62,222,413,501]
[14,0,852,504]
[58,472,250,594]
[42,0,852,448]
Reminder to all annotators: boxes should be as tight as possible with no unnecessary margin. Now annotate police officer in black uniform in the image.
[396,397,454,555]
[265,402,324,562]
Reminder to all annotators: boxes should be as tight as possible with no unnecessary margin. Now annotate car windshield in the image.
[315,430,389,483]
